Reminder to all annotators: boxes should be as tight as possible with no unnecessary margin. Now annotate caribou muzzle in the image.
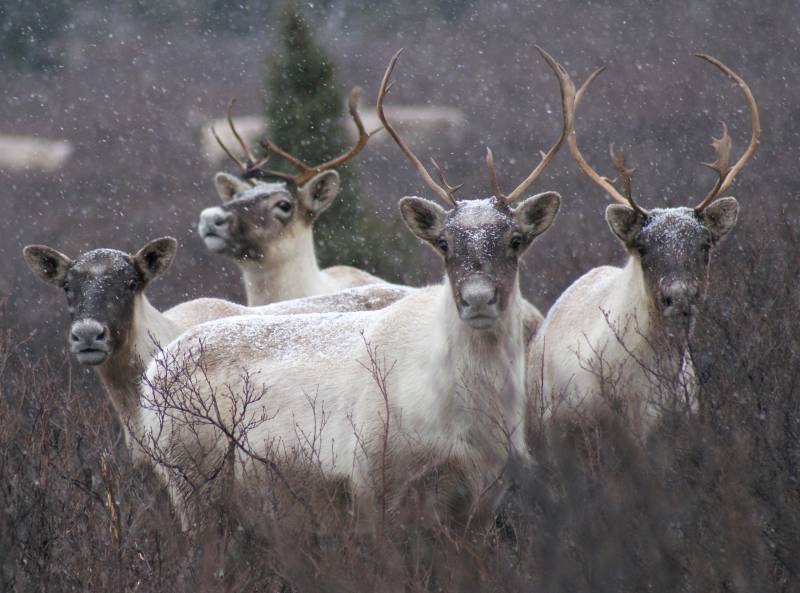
[198,207,233,252]
[70,319,111,365]
[457,275,500,329]
[659,280,701,320]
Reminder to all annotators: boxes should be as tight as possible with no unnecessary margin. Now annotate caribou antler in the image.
[212,99,272,172]
[696,121,732,209]
[430,158,464,198]
[543,50,649,214]
[215,88,377,187]
[485,148,504,202]
[608,143,646,215]
[496,46,572,206]
[259,86,378,187]
[213,98,295,183]
[377,49,458,206]
[693,54,760,212]
[378,47,567,209]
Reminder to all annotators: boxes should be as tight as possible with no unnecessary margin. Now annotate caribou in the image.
[23,239,412,452]
[198,89,386,306]
[527,52,759,434]
[141,48,567,525]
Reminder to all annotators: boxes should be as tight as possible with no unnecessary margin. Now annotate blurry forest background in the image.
[2,0,800,591]
[4,0,799,353]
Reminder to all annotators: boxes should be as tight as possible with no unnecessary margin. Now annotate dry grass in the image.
[3,1,799,589]
[1,219,799,592]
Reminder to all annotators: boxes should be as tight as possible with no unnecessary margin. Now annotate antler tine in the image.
[293,86,376,185]
[608,143,646,215]
[213,99,288,183]
[239,139,296,183]
[211,124,247,172]
[696,121,732,209]
[249,152,272,170]
[430,158,464,199]
[214,98,312,184]
[501,47,570,205]
[575,66,607,109]
[225,98,258,165]
[485,148,505,202]
[377,49,456,207]
[257,85,378,187]
[546,51,644,211]
[694,54,761,212]
[258,137,312,176]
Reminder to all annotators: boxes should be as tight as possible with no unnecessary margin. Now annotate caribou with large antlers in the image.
[527,51,759,434]
[198,89,387,306]
[141,48,566,525]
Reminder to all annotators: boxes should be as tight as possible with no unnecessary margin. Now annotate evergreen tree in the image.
[264,1,374,270]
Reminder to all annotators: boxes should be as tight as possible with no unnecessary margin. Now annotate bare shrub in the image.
[3,228,799,592]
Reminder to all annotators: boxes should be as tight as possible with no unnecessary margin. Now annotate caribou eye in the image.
[635,243,647,257]
[276,200,292,213]
[509,235,523,251]
[437,238,449,253]
[128,279,138,291]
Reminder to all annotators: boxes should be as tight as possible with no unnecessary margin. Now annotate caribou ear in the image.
[23,245,73,286]
[513,191,561,242]
[606,204,646,247]
[214,172,250,203]
[399,196,447,246]
[702,197,739,243]
[133,237,177,285]
[297,171,340,216]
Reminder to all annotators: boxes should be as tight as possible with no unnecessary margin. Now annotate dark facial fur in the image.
[401,194,560,329]
[63,250,146,364]
[608,204,737,327]
[24,239,175,366]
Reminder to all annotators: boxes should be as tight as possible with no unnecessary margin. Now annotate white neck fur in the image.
[605,257,653,341]
[96,293,180,447]
[428,275,528,456]
[239,224,325,306]
[602,257,692,401]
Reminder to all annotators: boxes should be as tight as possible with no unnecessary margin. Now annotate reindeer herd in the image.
[22,48,759,529]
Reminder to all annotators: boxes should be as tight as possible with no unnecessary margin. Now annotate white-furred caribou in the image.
[527,51,759,435]
[141,47,568,526]
[198,91,387,306]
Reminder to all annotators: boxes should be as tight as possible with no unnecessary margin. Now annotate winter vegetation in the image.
[2,0,800,591]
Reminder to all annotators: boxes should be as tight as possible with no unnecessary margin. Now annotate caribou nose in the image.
[199,207,232,232]
[70,320,111,365]
[460,282,496,309]
[70,320,107,346]
[458,278,499,328]
[660,281,700,316]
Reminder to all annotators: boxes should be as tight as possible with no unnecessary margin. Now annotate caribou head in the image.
[551,51,759,327]
[198,90,375,263]
[23,238,177,365]
[378,49,563,329]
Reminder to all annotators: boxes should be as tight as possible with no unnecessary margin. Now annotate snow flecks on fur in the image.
[452,198,507,228]
[183,310,375,362]
[251,284,413,315]
[642,207,705,256]
[74,249,133,274]
[236,181,290,201]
